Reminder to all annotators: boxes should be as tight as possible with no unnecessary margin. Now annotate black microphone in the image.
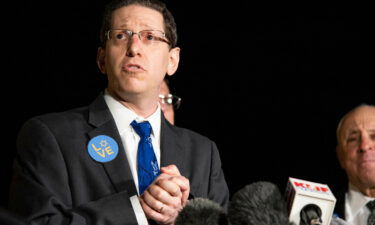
[228,181,294,225]
[174,198,228,225]
[299,204,322,225]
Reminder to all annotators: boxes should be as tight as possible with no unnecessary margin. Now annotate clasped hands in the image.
[139,164,190,225]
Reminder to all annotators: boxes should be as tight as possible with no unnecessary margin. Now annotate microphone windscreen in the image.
[230,181,287,213]
[228,181,293,225]
[229,208,293,225]
[0,208,29,225]
[174,198,227,225]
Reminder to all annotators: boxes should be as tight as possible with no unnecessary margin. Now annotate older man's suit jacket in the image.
[9,93,229,225]
[333,188,346,220]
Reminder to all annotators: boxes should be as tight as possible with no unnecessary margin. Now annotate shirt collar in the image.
[103,91,161,139]
[347,183,374,216]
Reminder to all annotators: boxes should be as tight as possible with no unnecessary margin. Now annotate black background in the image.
[2,1,373,207]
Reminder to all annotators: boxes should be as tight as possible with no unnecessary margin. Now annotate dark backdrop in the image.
[2,1,372,207]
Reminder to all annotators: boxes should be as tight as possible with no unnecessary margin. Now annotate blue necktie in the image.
[131,120,160,195]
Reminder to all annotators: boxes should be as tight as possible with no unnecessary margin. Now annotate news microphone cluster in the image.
[175,178,338,225]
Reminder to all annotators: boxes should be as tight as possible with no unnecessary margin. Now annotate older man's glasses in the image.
[159,94,181,110]
[106,29,170,46]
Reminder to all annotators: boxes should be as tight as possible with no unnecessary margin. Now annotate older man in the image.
[335,104,375,225]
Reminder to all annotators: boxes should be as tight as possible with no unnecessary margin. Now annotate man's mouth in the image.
[123,63,145,72]
[360,154,375,163]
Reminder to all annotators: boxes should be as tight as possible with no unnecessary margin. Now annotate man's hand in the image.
[160,165,189,206]
[139,165,190,224]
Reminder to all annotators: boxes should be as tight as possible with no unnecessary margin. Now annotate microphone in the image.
[300,204,322,225]
[228,181,294,225]
[285,177,336,225]
[174,198,228,225]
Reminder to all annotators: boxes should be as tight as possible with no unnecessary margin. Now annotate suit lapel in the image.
[87,94,137,196]
[160,115,186,174]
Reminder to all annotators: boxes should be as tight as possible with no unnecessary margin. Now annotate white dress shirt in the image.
[104,91,162,225]
[345,183,375,225]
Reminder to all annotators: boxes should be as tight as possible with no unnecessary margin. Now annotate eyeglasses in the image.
[106,29,170,46]
[159,94,181,110]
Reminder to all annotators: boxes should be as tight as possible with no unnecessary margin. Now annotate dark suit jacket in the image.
[333,188,346,220]
[9,93,229,225]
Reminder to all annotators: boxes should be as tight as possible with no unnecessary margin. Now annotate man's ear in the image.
[97,47,106,74]
[166,47,180,76]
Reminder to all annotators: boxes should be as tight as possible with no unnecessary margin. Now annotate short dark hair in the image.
[99,0,177,48]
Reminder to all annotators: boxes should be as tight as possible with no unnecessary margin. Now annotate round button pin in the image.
[87,135,119,163]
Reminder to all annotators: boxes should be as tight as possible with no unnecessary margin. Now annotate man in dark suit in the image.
[334,104,375,225]
[8,0,229,224]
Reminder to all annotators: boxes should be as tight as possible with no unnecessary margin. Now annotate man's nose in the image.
[125,34,142,57]
[359,135,374,152]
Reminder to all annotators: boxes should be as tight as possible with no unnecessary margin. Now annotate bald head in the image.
[336,104,375,146]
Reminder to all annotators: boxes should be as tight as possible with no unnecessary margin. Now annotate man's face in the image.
[337,106,375,189]
[98,5,180,100]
